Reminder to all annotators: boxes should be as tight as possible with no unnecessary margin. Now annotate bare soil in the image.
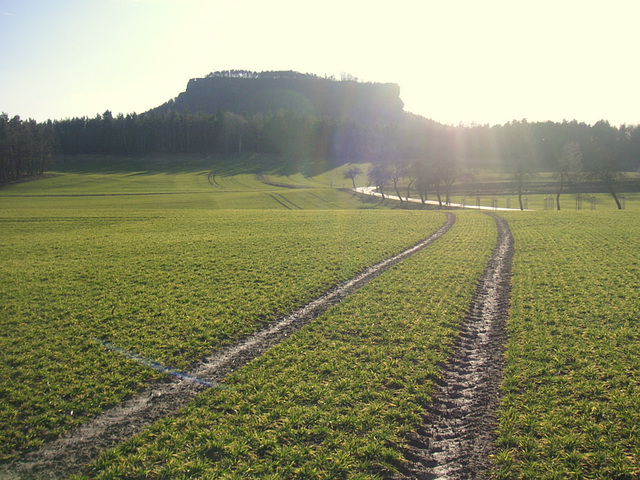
[1,214,456,480]
[392,213,514,480]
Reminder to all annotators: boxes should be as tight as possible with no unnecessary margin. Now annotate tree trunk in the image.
[556,174,564,210]
[393,179,403,202]
[518,185,524,211]
[406,177,415,201]
[608,182,622,209]
[418,183,427,204]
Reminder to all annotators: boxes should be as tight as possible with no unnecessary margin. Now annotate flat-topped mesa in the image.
[155,70,404,123]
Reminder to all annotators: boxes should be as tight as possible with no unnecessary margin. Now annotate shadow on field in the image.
[50,153,338,178]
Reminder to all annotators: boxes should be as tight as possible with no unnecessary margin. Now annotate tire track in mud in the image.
[1,213,456,480]
[393,213,513,480]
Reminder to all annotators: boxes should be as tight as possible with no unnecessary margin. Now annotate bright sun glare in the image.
[0,0,638,125]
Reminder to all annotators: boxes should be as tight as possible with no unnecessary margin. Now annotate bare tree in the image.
[389,161,405,202]
[511,163,533,211]
[343,166,362,188]
[414,158,431,204]
[555,141,583,210]
[404,160,419,201]
[368,164,391,199]
[432,162,443,207]
[590,157,625,209]
[432,156,457,207]
[442,161,457,206]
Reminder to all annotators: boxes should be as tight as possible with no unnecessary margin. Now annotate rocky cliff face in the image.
[157,72,404,122]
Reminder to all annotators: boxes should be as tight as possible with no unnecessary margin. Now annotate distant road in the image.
[354,186,533,211]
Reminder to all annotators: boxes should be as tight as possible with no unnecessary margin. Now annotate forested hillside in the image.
[1,71,640,188]
[154,70,405,123]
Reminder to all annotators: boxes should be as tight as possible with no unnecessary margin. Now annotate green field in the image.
[0,164,444,461]
[493,211,640,479]
[79,212,495,479]
[1,155,639,478]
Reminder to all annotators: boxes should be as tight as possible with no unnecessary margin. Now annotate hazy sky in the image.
[1,0,638,126]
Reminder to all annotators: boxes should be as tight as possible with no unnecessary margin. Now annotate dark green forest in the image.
[2,71,639,191]
[0,114,55,183]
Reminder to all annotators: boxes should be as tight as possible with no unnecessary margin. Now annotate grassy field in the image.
[0,157,444,462]
[77,212,496,479]
[492,211,640,479]
[2,155,639,478]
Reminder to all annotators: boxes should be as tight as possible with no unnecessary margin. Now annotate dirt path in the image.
[1,213,456,480]
[393,213,514,480]
[354,186,533,211]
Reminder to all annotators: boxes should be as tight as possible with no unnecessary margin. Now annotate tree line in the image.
[53,109,391,161]
[51,110,640,168]
[0,113,56,183]
[205,70,322,81]
[45,109,424,162]
[356,115,639,210]
[2,108,639,201]
[204,70,361,82]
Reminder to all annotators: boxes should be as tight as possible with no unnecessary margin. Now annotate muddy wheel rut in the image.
[1,213,456,480]
[393,213,514,480]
